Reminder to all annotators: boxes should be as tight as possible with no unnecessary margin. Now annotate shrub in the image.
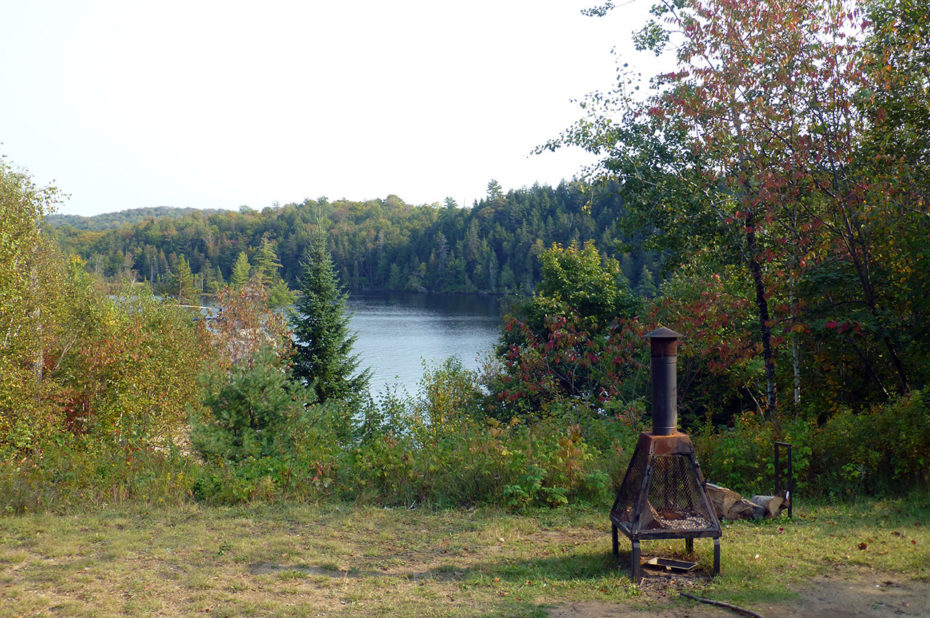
[60,287,207,446]
[342,359,622,509]
[191,347,346,504]
[192,347,312,463]
[693,411,813,496]
[487,241,645,420]
[692,393,930,498]
[209,282,292,370]
[810,390,930,496]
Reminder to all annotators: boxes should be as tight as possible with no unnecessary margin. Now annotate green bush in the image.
[691,392,930,498]
[191,347,347,504]
[342,359,621,509]
[539,397,644,490]
[346,413,616,509]
[693,411,813,496]
[811,390,930,496]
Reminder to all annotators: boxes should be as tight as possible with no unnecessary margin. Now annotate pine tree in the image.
[174,255,197,304]
[230,251,251,289]
[252,235,295,308]
[252,236,282,287]
[290,231,369,403]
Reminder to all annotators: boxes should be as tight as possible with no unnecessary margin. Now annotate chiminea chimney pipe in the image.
[646,327,682,436]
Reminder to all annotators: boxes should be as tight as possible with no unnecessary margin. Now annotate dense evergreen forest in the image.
[48,182,660,297]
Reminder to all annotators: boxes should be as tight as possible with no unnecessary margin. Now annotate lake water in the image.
[346,292,502,396]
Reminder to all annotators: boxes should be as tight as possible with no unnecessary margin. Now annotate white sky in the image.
[1,0,663,216]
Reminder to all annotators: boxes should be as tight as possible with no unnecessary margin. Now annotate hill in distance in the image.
[47,206,227,231]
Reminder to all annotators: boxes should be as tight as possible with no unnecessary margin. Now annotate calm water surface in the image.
[346,292,502,396]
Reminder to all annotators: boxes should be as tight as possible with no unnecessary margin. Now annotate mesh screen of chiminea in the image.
[612,447,647,525]
[645,455,714,531]
[613,453,716,533]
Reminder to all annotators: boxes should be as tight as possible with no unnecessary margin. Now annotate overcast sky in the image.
[1,0,662,216]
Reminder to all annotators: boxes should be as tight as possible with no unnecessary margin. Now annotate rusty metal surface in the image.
[644,432,695,457]
[646,328,682,435]
[610,434,720,535]
[611,327,721,577]
[645,326,684,357]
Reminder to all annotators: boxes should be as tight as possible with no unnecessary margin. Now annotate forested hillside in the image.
[47,206,224,231]
[49,182,659,296]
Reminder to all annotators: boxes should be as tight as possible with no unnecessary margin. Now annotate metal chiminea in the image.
[610,327,721,580]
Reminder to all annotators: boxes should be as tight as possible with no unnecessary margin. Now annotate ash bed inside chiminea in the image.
[610,327,721,581]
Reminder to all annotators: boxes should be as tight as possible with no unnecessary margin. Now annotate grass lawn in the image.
[1,494,928,616]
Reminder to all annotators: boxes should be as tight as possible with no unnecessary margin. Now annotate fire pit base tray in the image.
[644,557,697,572]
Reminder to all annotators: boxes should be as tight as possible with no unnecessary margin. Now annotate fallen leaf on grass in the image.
[858,542,868,550]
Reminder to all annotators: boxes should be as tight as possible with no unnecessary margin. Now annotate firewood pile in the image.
[706,483,789,520]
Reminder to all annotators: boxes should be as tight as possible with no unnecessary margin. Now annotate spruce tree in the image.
[290,231,369,403]
[252,236,295,309]
[230,251,251,289]
[173,255,197,304]
[252,236,282,287]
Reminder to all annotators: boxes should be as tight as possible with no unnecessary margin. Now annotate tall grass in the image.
[0,438,196,514]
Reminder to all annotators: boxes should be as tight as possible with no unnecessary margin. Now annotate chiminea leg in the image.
[612,525,618,556]
[685,538,693,554]
[713,537,721,575]
[631,540,641,582]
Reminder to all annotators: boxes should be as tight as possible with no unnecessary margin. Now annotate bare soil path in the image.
[550,572,930,617]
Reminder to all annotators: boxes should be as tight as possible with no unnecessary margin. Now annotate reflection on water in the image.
[346,292,502,397]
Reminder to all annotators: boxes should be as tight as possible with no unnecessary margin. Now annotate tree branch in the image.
[680,592,763,618]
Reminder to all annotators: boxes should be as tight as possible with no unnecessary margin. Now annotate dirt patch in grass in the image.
[549,571,930,617]
[780,574,930,618]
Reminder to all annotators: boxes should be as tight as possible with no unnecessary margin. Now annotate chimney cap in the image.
[645,326,683,340]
